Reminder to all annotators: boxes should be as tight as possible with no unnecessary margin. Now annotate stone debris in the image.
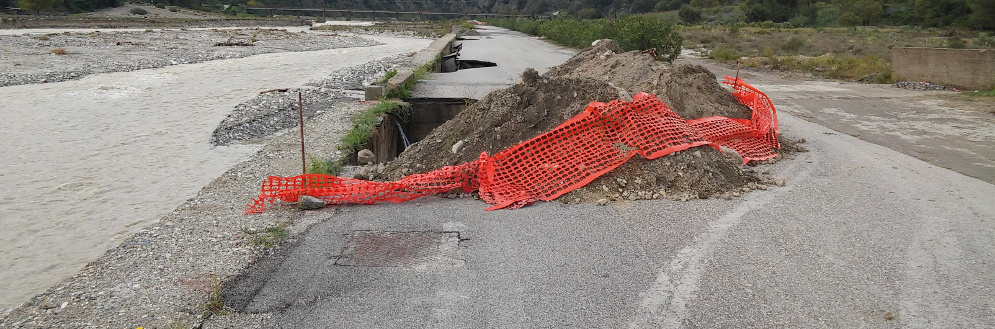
[893,81,953,91]
[297,195,326,210]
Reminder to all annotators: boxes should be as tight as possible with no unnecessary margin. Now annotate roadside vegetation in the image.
[492,16,684,63]
[311,19,471,38]
[688,26,994,82]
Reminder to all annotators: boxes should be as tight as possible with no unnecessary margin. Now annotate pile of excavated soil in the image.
[376,68,624,178]
[376,39,796,204]
[545,39,752,120]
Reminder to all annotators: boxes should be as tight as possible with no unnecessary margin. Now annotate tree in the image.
[577,7,598,18]
[743,0,798,22]
[852,0,883,25]
[19,0,56,11]
[837,11,862,25]
[632,0,654,12]
[914,0,970,27]
[679,5,702,24]
[968,0,995,29]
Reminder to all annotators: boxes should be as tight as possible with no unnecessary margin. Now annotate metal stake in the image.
[298,92,306,175]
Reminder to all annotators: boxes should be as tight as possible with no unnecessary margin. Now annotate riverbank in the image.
[0,27,381,87]
[0,29,431,327]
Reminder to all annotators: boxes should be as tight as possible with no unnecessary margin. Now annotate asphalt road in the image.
[679,57,995,185]
[208,31,995,328]
[409,25,576,100]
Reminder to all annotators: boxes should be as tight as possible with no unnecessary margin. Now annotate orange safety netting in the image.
[245,77,778,213]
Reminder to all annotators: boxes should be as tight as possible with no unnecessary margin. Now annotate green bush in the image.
[679,5,703,24]
[947,36,967,48]
[493,17,684,63]
[129,7,147,15]
[837,11,862,26]
[780,35,806,53]
[710,46,741,62]
[974,33,995,48]
[154,2,163,8]
[338,101,403,154]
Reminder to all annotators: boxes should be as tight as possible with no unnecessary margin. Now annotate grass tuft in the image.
[50,48,67,55]
[198,275,225,318]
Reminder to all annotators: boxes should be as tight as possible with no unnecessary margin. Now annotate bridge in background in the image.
[246,7,545,20]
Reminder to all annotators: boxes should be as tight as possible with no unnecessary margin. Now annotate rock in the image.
[596,198,609,205]
[297,195,326,210]
[450,140,465,154]
[732,192,741,197]
[722,193,732,200]
[774,177,786,187]
[757,184,767,190]
[357,149,375,164]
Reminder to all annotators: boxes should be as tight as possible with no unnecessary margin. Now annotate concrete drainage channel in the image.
[357,36,496,164]
[360,97,477,164]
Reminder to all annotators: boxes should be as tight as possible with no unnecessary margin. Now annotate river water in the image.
[0,32,430,312]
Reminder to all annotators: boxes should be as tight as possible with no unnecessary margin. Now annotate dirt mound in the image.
[376,39,786,204]
[546,39,752,120]
[378,69,623,179]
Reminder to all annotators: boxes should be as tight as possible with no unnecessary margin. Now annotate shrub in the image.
[129,7,147,15]
[837,11,862,26]
[494,17,683,63]
[974,33,995,48]
[167,6,178,12]
[154,2,164,8]
[577,8,598,19]
[49,48,67,55]
[679,5,703,24]
[710,46,741,62]
[947,36,967,48]
[780,35,806,53]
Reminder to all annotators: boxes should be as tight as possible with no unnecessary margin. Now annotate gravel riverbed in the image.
[0,27,432,327]
[211,53,412,146]
[0,27,381,87]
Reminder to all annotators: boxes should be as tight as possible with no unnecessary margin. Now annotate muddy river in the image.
[0,32,430,312]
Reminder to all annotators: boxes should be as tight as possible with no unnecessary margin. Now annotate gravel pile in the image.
[893,81,952,91]
[0,28,381,87]
[211,54,411,146]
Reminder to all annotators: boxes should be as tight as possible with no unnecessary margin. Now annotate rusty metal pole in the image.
[298,92,306,175]
[734,62,741,90]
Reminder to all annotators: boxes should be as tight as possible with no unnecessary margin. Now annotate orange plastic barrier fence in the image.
[245,77,778,213]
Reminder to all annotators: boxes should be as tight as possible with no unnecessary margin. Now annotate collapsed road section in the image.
[246,39,805,212]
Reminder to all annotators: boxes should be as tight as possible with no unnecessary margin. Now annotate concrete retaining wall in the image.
[365,33,456,100]
[892,47,995,90]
